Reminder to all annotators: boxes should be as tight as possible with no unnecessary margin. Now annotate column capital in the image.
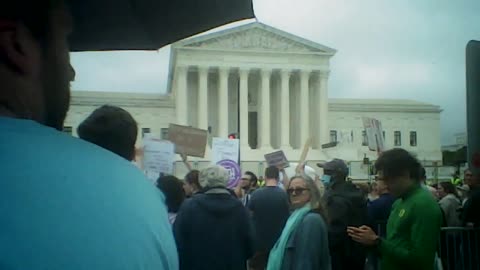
[300,69,312,77]
[198,66,210,73]
[280,69,292,77]
[239,68,250,77]
[319,70,331,79]
[176,65,189,73]
[260,68,272,77]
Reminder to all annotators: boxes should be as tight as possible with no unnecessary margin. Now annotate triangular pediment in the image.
[174,22,336,54]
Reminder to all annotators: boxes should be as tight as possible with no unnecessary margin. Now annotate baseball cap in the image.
[317,159,349,176]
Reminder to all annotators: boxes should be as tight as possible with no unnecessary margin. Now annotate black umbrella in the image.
[69,0,255,52]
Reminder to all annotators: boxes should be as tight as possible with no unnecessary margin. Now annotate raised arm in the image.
[180,153,192,172]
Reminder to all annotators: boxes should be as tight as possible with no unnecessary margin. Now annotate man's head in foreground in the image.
[77,105,138,161]
[0,0,75,130]
[374,148,422,197]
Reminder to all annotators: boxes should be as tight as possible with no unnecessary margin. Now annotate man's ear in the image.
[0,23,41,75]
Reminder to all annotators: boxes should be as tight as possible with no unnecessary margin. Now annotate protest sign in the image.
[362,117,385,153]
[168,124,208,157]
[143,138,175,182]
[211,137,240,188]
[264,150,290,168]
[211,137,240,164]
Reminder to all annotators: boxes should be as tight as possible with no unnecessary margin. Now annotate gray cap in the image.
[317,158,349,176]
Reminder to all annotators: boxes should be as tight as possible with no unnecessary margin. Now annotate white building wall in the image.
[328,111,442,162]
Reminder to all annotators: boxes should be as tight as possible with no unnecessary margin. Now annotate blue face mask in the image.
[321,175,332,185]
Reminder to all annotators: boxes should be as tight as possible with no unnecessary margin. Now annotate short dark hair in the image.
[0,1,60,42]
[77,105,138,160]
[375,148,422,182]
[265,166,279,180]
[245,171,258,185]
[185,170,201,189]
[156,176,185,213]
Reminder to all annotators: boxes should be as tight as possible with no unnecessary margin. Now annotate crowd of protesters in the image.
[1,3,479,270]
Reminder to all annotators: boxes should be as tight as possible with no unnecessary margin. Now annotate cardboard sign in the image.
[143,139,175,181]
[362,117,385,153]
[168,124,208,157]
[264,150,290,168]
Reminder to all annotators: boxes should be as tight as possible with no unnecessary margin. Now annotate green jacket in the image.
[377,185,442,270]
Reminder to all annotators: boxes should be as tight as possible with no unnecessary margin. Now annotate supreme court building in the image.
[66,22,443,178]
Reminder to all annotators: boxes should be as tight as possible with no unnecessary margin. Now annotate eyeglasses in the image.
[287,188,310,195]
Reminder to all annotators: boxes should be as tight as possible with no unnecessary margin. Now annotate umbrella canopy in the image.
[69,0,255,52]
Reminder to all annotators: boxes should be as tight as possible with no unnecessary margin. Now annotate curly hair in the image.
[375,148,422,182]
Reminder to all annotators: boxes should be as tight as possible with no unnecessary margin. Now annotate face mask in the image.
[321,175,332,185]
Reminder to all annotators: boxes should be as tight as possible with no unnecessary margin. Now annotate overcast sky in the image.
[70,0,480,144]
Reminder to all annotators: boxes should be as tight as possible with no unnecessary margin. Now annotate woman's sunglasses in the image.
[287,188,310,195]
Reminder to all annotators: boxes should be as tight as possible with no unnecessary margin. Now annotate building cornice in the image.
[71,91,441,113]
[70,91,174,108]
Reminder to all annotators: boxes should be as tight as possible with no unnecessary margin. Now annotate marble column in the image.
[175,65,188,125]
[197,66,209,130]
[259,69,272,149]
[218,67,230,138]
[280,69,291,148]
[319,71,330,146]
[299,70,310,146]
[239,68,250,148]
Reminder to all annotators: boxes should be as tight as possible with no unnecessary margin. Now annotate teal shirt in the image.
[378,185,442,270]
[0,118,178,269]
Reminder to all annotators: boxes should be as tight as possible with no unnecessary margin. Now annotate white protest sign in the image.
[143,138,175,182]
[362,117,385,153]
[211,137,240,164]
[211,137,241,188]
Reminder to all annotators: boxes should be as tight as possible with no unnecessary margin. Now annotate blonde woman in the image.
[267,175,331,270]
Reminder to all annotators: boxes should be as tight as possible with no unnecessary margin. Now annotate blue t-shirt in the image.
[0,117,178,269]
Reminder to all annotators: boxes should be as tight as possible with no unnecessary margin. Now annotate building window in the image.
[351,130,354,142]
[394,131,401,146]
[382,131,385,140]
[142,128,151,138]
[161,128,169,140]
[63,126,72,135]
[410,131,417,146]
[330,130,337,143]
[362,130,368,146]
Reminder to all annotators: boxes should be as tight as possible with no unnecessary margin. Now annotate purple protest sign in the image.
[216,159,241,188]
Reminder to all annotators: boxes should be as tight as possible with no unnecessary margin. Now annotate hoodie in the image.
[324,181,368,270]
[174,191,255,270]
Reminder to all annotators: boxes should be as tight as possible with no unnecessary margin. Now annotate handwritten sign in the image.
[362,117,385,153]
[143,138,175,182]
[264,150,290,168]
[168,124,208,157]
[211,137,240,164]
[212,137,240,187]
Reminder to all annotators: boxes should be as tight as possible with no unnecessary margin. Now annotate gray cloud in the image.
[71,0,480,144]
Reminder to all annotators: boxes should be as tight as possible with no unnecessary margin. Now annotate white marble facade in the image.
[66,22,443,177]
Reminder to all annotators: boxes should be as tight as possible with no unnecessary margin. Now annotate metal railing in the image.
[367,224,480,270]
[438,227,480,270]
